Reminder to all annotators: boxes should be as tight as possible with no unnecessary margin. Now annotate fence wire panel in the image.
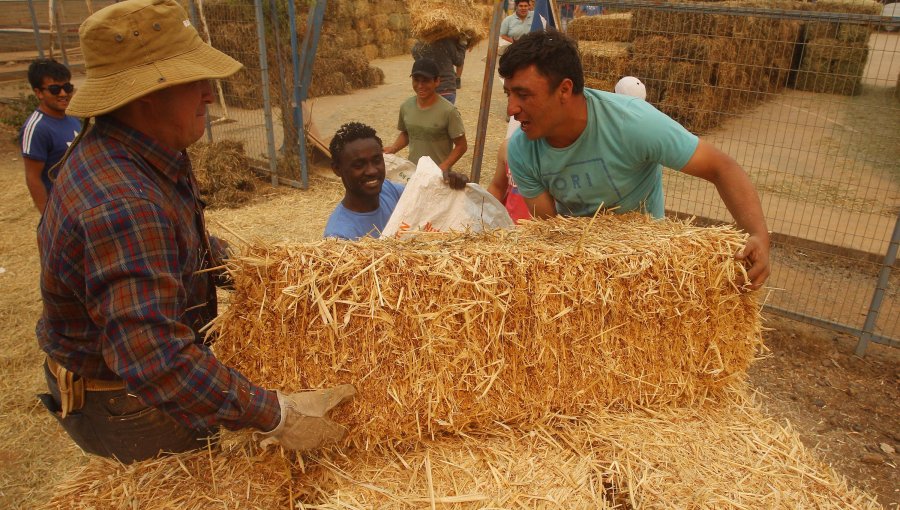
[565,0,900,348]
[190,0,297,184]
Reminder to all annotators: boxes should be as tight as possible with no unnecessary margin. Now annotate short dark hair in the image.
[498,29,584,95]
[329,122,383,166]
[27,58,71,90]
[515,0,530,5]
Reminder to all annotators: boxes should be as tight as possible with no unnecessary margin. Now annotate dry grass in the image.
[41,394,879,509]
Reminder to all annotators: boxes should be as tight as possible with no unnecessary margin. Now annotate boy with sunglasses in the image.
[20,58,81,212]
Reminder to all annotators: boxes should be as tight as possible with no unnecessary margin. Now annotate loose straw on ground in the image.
[42,394,879,509]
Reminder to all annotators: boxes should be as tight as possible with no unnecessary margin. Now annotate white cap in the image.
[615,76,647,100]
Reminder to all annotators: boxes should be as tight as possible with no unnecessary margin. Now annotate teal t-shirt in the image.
[507,88,699,218]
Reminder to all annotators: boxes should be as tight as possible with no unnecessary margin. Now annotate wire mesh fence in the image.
[565,0,900,352]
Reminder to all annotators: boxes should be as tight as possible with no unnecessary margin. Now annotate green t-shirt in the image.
[398,95,465,168]
[507,88,699,218]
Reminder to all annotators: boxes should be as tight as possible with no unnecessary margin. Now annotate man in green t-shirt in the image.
[385,58,469,187]
[498,29,770,290]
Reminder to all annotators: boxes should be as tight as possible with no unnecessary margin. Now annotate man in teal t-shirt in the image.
[498,29,771,290]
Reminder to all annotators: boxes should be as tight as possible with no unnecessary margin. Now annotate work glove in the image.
[258,384,356,451]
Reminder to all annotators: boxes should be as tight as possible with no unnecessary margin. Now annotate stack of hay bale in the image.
[792,0,880,96]
[41,215,881,508]
[627,3,800,133]
[199,0,405,107]
[569,14,634,92]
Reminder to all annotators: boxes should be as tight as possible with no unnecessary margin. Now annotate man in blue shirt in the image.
[498,30,770,290]
[325,122,405,240]
[500,0,534,43]
[325,122,468,240]
[20,58,81,212]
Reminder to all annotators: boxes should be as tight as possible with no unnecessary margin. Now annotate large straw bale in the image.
[188,141,258,209]
[568,13,633,42]
[42,396,880,509]
[794,37,868,95]
[210,215,762,448]
[409,0,486,46]
[580,41,631,92]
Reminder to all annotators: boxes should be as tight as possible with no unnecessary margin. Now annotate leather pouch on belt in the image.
[51,361,85,418]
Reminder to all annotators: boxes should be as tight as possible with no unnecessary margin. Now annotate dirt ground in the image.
[0,40,898,510]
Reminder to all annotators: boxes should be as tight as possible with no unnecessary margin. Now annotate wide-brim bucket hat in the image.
[67,0,242,118]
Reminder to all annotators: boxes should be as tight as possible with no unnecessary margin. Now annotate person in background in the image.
[384,58,469,185]
[487,118,530,224]
[500,0,534,43]
[324,122,405,240]
[499,30,770,289]
[36,0,355,464]
[20,58,81,212]
[411,35,466,104]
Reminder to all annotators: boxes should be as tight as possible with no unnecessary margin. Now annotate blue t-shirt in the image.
[324,180,405,240]
[507,88,698,218]
[20,110,81,192]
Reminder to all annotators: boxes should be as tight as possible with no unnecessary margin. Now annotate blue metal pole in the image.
[293,0,327,189]
[855,210,900,356]
[287,0,307,189]
[27,0,45,59]
[254,0,280,186]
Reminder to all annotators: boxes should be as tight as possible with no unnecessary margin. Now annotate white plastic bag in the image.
[384,153,416,184]
[382,157,514,237]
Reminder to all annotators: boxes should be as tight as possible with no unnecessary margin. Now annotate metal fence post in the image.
[27,0,45,59]
[470,1,504,183]
[253,0,279,186]
[855,210,900,357]
[292,0,327,190]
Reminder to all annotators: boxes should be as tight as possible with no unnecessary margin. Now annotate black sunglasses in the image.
[40,83,75,95]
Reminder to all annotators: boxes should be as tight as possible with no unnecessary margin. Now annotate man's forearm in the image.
[439,138,467,172]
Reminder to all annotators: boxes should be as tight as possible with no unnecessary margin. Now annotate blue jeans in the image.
[440,92,456,104]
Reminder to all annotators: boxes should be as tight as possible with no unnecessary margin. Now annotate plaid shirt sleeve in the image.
[80,197,279,432]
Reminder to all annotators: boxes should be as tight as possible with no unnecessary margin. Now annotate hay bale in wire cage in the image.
[567,13,633,42]
[580,41,630,92]
[210,215,763,448]
[188,141,258,209]
[794,38,868,95]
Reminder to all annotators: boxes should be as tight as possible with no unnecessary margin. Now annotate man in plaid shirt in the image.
[36,0,355,463]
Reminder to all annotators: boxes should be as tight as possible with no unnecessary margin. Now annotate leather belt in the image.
[46,357,126,418]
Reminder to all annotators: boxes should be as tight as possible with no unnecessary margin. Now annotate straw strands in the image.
[409,0,486,46]
[210,214,763,448]
[42,395,880,509]
[567,13,633,42]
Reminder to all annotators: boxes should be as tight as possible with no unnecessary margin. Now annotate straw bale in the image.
[579,41,630,92]
[794,38,867,95]
[409,1,486,46]
[630,35,674,59]
[567,13,633,42]
[806,20,873,44]
[672,35,733,63]
[659,86,724,133]
[188,141,259,209]
[210,215,762,448]
[43,397,880,509]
